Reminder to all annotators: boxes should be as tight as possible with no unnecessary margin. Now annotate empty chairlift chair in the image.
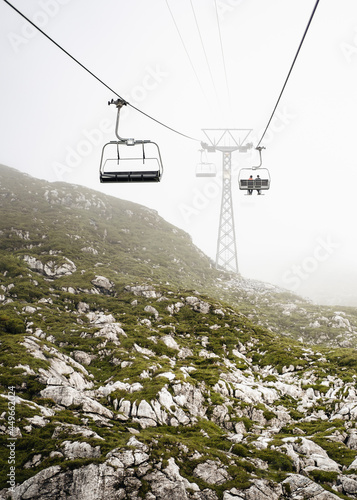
[238,146,270,194]
[100,141,163,183]
[99,99,163,183]
[195,149,217,177]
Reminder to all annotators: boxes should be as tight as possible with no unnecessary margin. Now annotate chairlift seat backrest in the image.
[239,178,270,190]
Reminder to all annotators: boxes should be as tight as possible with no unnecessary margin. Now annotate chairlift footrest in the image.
[100,171,161,183]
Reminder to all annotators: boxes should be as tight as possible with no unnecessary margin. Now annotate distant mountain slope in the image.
[0,164,218,290]
[0,164,357,499]
[1,164,356,350]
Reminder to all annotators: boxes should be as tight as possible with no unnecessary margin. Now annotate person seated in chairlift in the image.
[255,174,262,195]
[248,175,253,195]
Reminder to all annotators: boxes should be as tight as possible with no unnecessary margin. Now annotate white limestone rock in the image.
[193,460,231,485]
[224,478,282,499]
[339,475,357,496]
[26,415,49,428]
[172,382,206,417]
[164,457,200,491]
[87,312,116,325]
[125,285,161,298]
[137,400,157,423]
[162,335,180,350]
[72,350,93,366]
[52,423,103,440]
[133,343,155,357]
[157,372,175,381]
[144,305,159,318]
[94,322,126,344]
[185,296,210,314]
[62,441,101,459]
[283,474,342,499]
[282,437,341,472]
[77,301,90,313]
[23,305,37,314]
[91,275,114,292]
[24,255,76,277]
[40,386,113,419]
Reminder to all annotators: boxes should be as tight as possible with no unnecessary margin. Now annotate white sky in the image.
[1,0,357,306]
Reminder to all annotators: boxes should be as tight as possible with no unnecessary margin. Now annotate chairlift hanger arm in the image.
[252,146,265,169]
[108,98,150,146]
[108,98,133,144]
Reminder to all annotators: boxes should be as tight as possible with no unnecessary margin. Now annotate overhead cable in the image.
[189,0,220,104]
[3,0,201,142]
[256,0,321,147]
[214,0,231,109]
[165,0,210,106]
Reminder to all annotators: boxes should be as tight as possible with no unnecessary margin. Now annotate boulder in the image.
[52,423,103,440]
[283,437,341,472]
[24,255,76,277]
[72,350,93,366]
[2,463,126,500]
[91,276,114,292]
[144,305,159,318]
[133,343,155,357]
[87,312,115,325]
[186,296,210,314]
[125,285,161,298]
[283,474,342,499]
[94,323,126,344]
[172,382,206,417]
[40,386,113,419]
[162,335,180,350]
[224,479,282,499]
[339,475,357,496]
[144,458,199,499]
[61,441,101,459]
[193,460,231,485]
[137,400,157,424]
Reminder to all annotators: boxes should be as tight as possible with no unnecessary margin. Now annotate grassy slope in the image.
[0,165,356,497]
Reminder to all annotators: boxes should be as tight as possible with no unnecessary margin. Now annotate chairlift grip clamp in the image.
[108,98,128,108]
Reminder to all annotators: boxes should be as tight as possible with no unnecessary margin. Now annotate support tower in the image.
[201,129,252,274]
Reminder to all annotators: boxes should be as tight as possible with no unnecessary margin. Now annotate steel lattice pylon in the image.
[201,128,253,275]
[216,150,238,273]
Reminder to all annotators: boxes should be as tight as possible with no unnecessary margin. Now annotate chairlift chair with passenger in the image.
[238,146,270,194]
[99,99,163,183]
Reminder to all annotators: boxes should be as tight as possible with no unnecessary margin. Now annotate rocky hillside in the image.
[0,165,357,499]
[1,164,356,349]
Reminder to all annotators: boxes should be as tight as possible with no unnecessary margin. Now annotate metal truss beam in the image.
[216,151,238,273]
